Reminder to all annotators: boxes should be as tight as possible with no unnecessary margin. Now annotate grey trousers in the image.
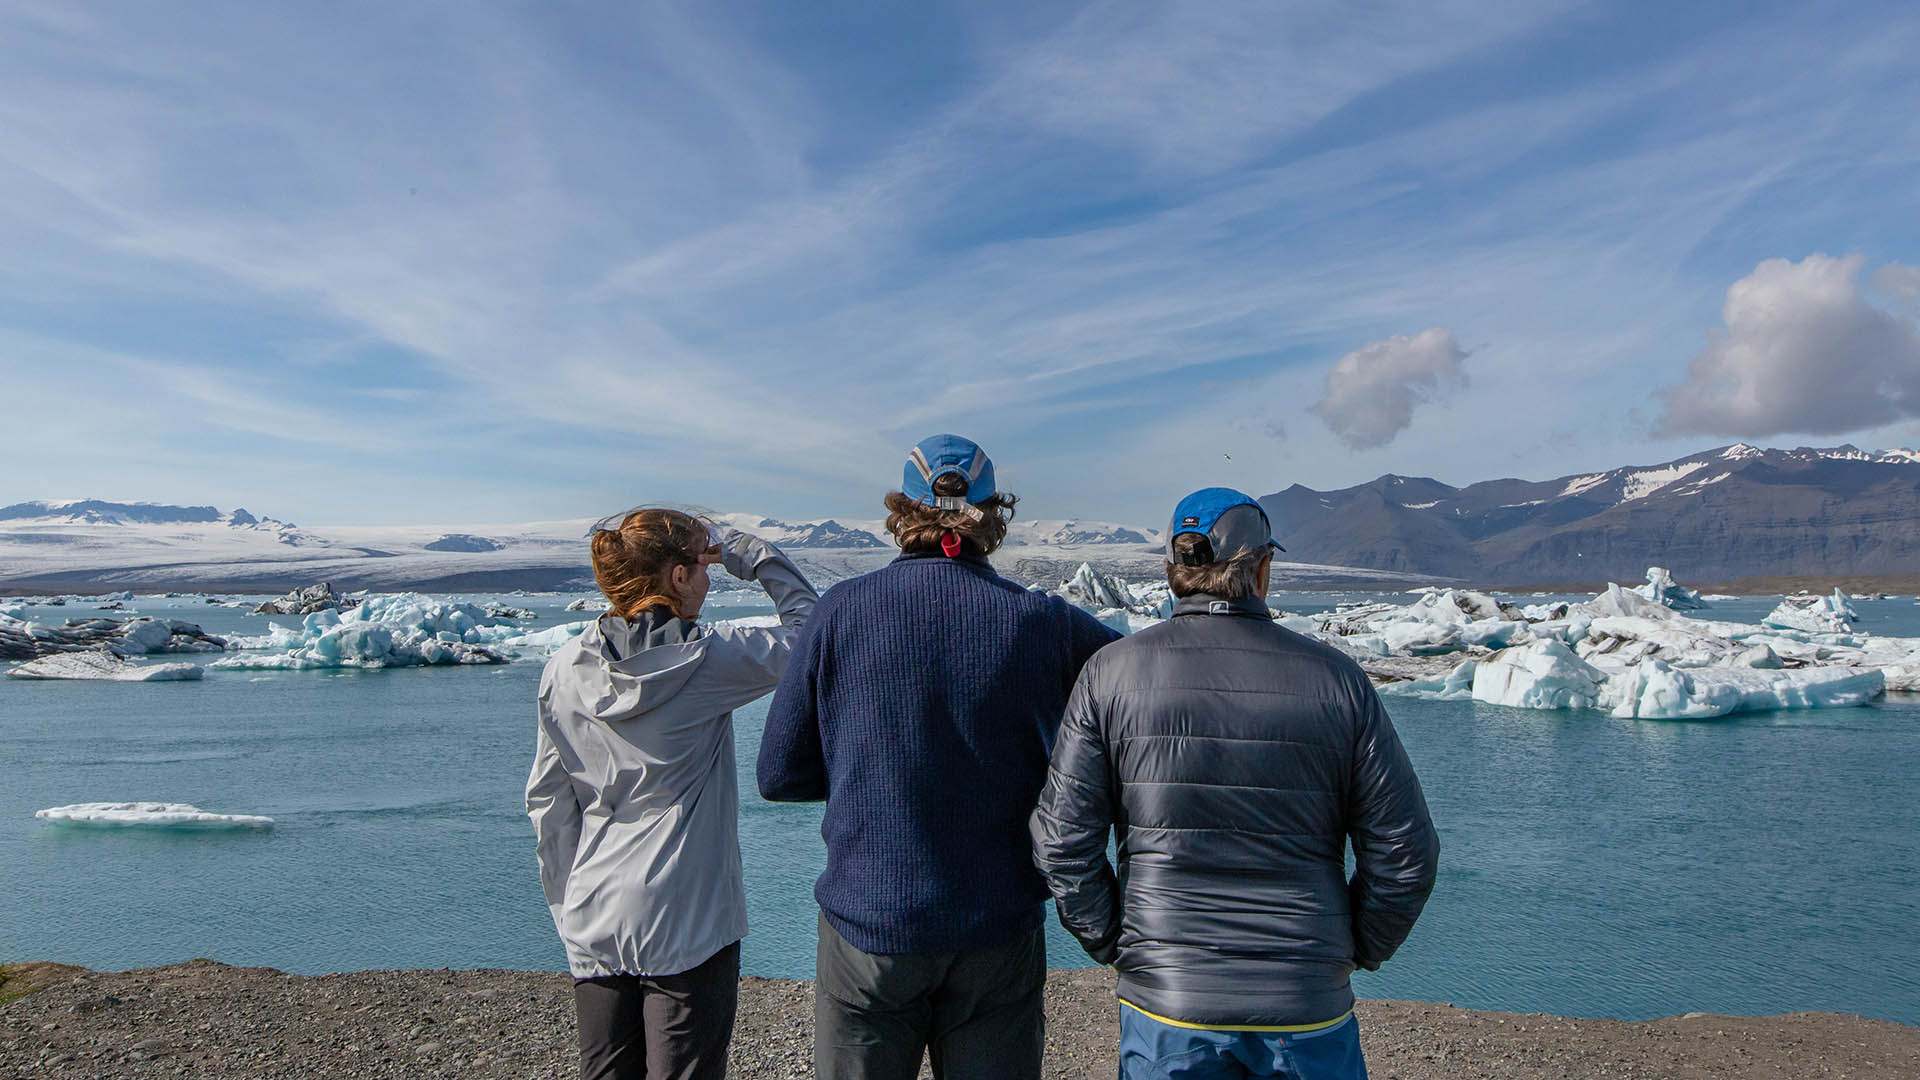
[574,942,740,1080]
[814,911,1046,1080]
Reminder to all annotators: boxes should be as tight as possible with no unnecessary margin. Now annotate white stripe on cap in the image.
[907,446,936,484]
[965,450,986,483]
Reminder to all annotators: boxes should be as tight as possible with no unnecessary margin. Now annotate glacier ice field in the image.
[2,583,1918,1025]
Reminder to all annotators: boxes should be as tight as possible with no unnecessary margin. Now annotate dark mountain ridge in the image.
[1260,444,1920,584]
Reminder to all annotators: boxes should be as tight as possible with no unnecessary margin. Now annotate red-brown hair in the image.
[589,507,710,620]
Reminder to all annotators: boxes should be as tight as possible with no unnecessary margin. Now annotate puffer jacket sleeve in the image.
[526,672,583,936]
[1345,674,1440,970]
[1030,670,1122,964]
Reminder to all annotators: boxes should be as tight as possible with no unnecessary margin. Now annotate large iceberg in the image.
[1470,640,1605,710]
[214,594,514,670]
[1335,568,1911,720]
[8,652,204,681]
[0,613,225,661]
[213,593,590,670]
[36,802,272,829]
[1603,660,1884,719]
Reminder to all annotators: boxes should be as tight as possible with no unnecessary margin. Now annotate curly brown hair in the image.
[883,472,1018,556]
[589,507,711,620]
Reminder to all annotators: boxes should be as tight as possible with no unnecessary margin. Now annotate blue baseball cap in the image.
[902,434,996,509]
[1166,487,1284,565]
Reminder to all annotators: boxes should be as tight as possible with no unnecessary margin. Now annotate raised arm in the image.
[688,528,821,713]
[526,679,583,936]
[1030,672,1123,963]
[1345,675,1440,971]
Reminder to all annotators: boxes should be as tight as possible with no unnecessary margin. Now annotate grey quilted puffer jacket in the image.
[1030,592,1439,1027]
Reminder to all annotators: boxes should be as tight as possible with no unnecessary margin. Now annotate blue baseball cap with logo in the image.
[1165,487,1284,566]
[902,434,996,510]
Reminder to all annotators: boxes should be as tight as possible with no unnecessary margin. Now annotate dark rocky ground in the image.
[3,962,1916,1079]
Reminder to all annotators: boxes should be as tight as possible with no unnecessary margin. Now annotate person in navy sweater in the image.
[758,434,1121,1080]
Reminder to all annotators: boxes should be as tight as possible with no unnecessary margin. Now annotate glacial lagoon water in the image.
[2,591,1918,1025]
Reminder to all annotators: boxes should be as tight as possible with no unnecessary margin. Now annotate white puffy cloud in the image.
[1310,327,1467,449]
[1658,254,1920,437]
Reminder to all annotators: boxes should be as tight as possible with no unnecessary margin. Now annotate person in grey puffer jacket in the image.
[1031,488,1438,1080]
[529,508,816,1080]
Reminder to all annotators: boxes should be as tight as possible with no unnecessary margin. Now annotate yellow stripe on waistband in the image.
[1119,999,1354,1034]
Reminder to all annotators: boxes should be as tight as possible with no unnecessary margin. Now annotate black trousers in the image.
[574,942,740,1080]
[814,911,1046,1080]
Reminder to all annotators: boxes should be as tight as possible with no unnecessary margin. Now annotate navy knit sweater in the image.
[757,551,1121,955]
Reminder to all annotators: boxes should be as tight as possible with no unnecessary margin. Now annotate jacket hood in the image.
[561,613,710,720]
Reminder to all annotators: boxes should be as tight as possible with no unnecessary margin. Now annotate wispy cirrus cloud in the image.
[4,1,1920,522]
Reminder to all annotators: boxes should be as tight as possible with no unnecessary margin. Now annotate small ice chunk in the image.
[1631,567,1710,610]
[36,802,272,829]
[1762,590,1858,634]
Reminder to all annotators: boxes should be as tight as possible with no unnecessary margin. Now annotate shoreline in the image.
[4,962,1916,1078]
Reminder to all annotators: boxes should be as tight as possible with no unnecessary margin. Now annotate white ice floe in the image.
[35,802,272,829]
[1762,590,1858,634]
[1603,660,1884,719]
[8,652,204,681]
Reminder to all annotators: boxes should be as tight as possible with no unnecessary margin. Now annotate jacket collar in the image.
[1171,592,1274,620]
[892,549,994,571]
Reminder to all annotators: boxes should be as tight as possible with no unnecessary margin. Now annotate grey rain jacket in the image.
[1030,592,1439,1027]
[527,529,816,978]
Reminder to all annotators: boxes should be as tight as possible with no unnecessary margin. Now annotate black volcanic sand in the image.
[4,962,1916,1079]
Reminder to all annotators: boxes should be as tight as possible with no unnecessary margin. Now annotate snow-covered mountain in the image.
[1008,519,1156,546]
[1261,444,1920,583]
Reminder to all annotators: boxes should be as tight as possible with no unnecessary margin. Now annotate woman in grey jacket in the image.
[527,508,817,1080]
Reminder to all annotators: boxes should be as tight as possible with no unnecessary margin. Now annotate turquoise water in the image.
[2,592,1917,1025]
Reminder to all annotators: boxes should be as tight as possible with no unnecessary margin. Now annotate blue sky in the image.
[6,0,1920,525]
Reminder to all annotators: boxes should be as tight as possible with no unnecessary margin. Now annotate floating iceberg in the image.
[0,614,225,661]
[35,802,272,829]
[1763,590,1858,634]
[214,593,589,670]
[1313,568,1912,719]
[565,597,606,612]
[1632,567,1710,610]
[1470,640,1605,710]
[8,652,204,681]
[1603,660,1884,719]
[214,594,514,670]
[252,582,359,616]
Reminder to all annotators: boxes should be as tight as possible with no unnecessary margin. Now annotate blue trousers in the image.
[1116,1006,1367,1080]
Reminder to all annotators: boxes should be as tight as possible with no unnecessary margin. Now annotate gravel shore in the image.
[3,961,1915,1079]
